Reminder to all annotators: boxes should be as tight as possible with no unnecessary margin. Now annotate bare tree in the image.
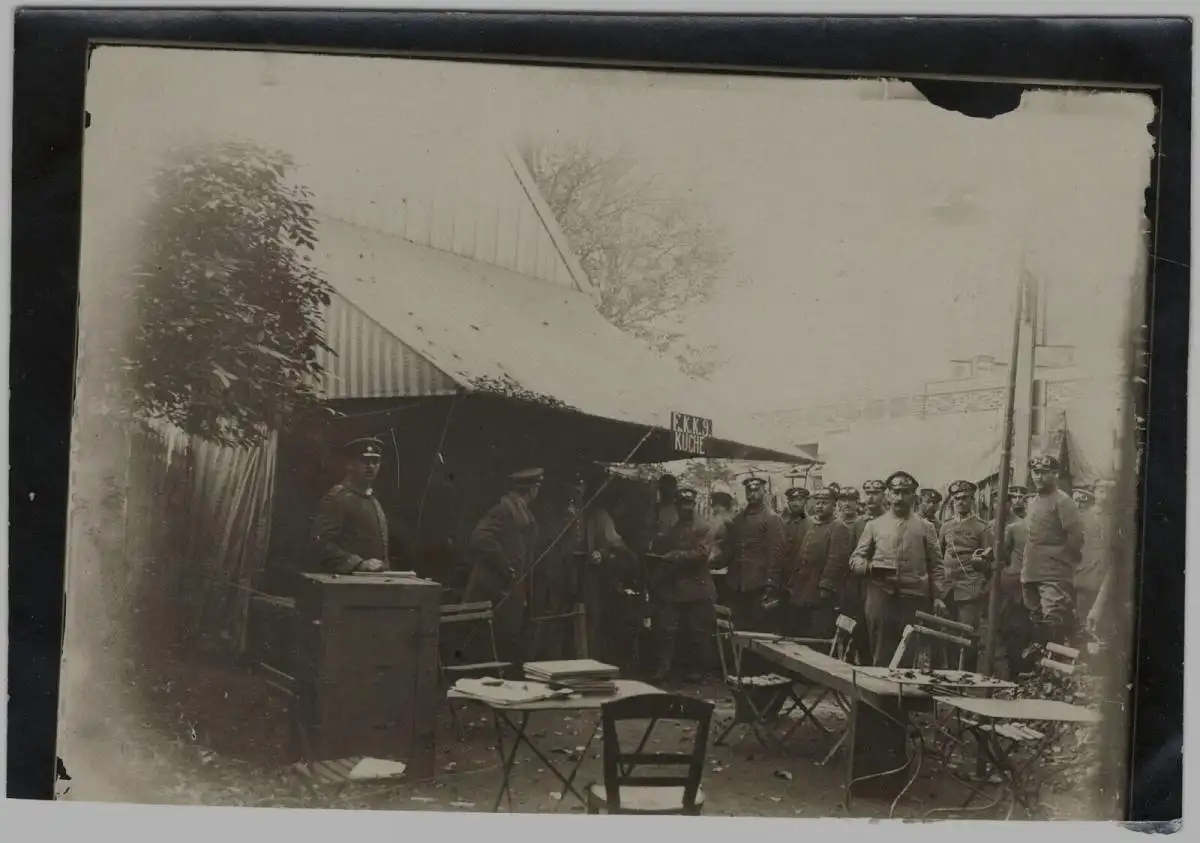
[520,140,731,379]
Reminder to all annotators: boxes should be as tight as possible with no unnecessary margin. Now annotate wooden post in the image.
[981,266,1028,678]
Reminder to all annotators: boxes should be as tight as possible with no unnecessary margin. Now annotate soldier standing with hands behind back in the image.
[1022,455,1085,648]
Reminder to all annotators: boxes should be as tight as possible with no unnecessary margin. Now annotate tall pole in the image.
[981,263,1028,677]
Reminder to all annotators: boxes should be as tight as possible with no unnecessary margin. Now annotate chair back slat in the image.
[599,693,714,814]
[441,601,494,616]
[913,610,975,635]
[438,601,507,680]
[713,604,741,681]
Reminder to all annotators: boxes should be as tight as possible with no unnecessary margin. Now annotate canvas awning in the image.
[311,216,814,464]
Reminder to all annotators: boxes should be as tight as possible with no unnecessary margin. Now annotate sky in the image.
[82,47,1154,413]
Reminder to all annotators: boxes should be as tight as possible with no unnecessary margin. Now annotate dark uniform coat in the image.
[651,518,717,604]
[464,492,539,665]
[719,505,786,594]
[784,518,851,607]
[310,484,390,574]
[1021,490,1085,584]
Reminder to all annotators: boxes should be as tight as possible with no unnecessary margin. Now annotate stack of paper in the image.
[524,659,619,696]
[450,677,571,706]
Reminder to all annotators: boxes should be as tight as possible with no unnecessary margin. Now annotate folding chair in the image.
[439,602,513,739]
[788,614,860,765]
[891,610,976,671]
[586,693,714,815]
[712,605,808,752]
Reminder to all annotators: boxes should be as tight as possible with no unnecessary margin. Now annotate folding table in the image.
[447,679,663,812]
[928,695,1102,820]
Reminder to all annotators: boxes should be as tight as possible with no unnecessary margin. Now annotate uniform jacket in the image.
[719,504,786,593]
[849,511,943,599]
[650,517,716,603]
[937,515,992,600]
[310,484,390,574]
[1021,490,1085,584]
[1073,509,1111,594]
[784,517,851,606]
[464,492,539,612]
[994,516,1027,595]
[781,513,809,561]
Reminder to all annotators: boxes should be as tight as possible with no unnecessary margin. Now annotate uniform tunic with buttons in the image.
[650,518,717,603]
[720,504,786,593]
[311,484,390,573]
[936,515,992,600]
[784,517,851,606]
[1021,490,1085,584]
[849,512,943,599]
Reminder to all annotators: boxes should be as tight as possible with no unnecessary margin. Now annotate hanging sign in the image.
[671,412,713,455]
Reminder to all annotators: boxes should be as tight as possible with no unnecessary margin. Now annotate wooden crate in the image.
[293,573,441,779]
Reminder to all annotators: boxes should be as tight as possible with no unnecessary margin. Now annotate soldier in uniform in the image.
[717,475,786,634]
[781,486,810,557]
[849,471,943,667]
[781,487,851,639]
[918,488,944,532]
[1022,455,1086,647]
[649,487,717,683]
[935,480,992,670]
[843,479,887,659]
[837,486,862,524]
[1073,483,1110,632]
[996,487,1035,677]
[311,437,397,574]
[464,468,544,670]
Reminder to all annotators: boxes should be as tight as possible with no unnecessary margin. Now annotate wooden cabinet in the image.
[292,573,441,778]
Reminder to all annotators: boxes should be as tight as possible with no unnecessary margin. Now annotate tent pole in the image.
[981,263,1028,678]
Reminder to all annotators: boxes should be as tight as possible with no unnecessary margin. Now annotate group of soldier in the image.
[312,436,1115,685]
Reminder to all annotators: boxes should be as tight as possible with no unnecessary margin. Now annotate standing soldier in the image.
[996,487,1035,677]
[718,475,786,633]
[843,479,887,659]
[649,487,717,684]
[311,437,400,574]
[935,480,992,670]
[918,488,944,533]
[837,487,862,524]
[464,468,543,670]
[1022,456,1086,648]
[849,471,943,667]
[781,486,811,560]
[781,487,851,639]
[1073,484,1110,634]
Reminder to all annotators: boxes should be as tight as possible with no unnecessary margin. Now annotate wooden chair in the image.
[439,601,513,739]
[585,693,714,815]
[712,605,806,752]
[890,611,976,671]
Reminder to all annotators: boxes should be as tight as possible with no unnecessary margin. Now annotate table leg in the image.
[491,710,528,813]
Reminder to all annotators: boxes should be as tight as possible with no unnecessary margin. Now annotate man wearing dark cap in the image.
[837,487,862,525]
[464,468,544,669]
[1022,455,1085,647]
[781,486,811,561]
[849,471,943,667]
[917,489,943,533]
[717,475,786,633]
[649,487,717,683]
[781,487,851,639]
[310,437,393,574]
[935,480,992,670]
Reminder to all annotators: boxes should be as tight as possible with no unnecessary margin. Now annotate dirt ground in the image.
[57,653,1098,820]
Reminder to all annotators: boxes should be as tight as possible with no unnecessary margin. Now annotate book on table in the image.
[523,659,620,695]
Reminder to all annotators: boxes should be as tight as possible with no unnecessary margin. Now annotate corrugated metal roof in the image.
[311,216,811,463]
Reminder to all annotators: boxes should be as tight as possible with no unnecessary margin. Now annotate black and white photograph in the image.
[57,44,1153,822]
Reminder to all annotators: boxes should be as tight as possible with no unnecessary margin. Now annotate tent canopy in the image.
[312,216,814,465]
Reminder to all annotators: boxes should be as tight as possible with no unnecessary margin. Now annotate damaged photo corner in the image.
[58,43,1156,828]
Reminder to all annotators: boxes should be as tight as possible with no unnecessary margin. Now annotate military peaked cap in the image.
[344,437,385,459]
